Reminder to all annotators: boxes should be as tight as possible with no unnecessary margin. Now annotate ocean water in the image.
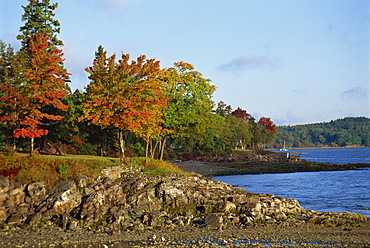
[214,148,370,217]
[282,147,370,164]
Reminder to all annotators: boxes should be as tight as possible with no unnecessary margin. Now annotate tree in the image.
[251,117,277,150]
[11,33,70,155]
[229,107,253,149]
[82,46,167,164]
[17,0,63,50]
[215,101,232,117]
[159,62,216,157]
[0,41,25,151]
[231,107,251,122]
[227,114,252,149]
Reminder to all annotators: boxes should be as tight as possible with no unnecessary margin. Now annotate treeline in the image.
[275,117,370,148]
[0,0,277,162]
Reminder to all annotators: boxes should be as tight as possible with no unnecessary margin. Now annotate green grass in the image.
[0,153,189,186]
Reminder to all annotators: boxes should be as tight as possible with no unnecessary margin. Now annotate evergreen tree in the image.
[17,0,62,50]
[0,41,25,151]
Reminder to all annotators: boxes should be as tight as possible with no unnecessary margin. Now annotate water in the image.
[214,148,370,217]
[280,148,370,164]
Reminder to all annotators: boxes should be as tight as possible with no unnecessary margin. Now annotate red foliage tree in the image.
[231,107,251,122]
[13,32,70,154]
[258,117,277,133]
[82,46,167,164]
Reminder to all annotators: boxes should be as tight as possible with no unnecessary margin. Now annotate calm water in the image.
[283,148,370,164]
[214,148,370,217]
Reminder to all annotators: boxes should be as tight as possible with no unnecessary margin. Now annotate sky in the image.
[1,0,369,125]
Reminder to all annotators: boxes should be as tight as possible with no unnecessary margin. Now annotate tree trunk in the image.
[30,137,34,156]
[12,136,17,152]
[145,141,149,159]
[118,129,125,165]
[159,136,167,160]
[100,129,108,157]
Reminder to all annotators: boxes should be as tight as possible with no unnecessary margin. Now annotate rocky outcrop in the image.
[0,166,366,231]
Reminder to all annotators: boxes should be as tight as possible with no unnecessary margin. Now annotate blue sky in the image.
[1,0,369,125]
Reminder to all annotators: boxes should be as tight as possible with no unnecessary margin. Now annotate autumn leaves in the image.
[0,33,70,154]
[81,47,167,163]
[80,47,216,163]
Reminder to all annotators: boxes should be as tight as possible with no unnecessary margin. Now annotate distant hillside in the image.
[275,117,370,148]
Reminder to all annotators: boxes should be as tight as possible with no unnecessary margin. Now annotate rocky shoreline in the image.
[0,160,369,247]
[175,152,370,177]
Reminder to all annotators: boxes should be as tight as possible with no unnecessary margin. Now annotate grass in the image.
[128,157,190,175]
[0,153,189,186]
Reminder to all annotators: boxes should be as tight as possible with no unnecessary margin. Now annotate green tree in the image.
[215,101,232,117]
[159,62,216,157]
[0,41,24,151]
[17,0,63,50]
[227,114,252,150]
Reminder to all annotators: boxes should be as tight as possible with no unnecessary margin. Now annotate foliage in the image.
[214,101,232,117]
[13,33,70,139]
[1,33,70,155]
[275,117,370,148]
[0,41,24,150]
[81,46,167,163]
[157,62,216,156]
[17,0,63,50]
[1,0,70,155]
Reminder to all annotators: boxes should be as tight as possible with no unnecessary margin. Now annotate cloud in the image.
[218,55,279,73]
[340,86,368,101]
[272,111,305,126]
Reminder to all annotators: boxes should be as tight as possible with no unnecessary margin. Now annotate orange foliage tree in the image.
[12,32,70,154]
[82,46,167,164]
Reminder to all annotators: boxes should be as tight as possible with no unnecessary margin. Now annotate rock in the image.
[0,207,7,221]
[101,165,142,179]
[25,181,46,204]
[204,213,223,230]
[0,177,10,194]
[0,167,367,231]
[274,212,287,221]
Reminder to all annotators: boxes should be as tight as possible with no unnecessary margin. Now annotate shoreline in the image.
[269,146,370,151]
[1,157,369,247]
[175,160,370,178]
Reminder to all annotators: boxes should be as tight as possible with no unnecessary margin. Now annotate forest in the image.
[0,0,278,162]
[275,117,370,149]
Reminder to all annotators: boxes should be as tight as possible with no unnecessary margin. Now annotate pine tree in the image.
[0,41,26,151]
[17,0,62,50]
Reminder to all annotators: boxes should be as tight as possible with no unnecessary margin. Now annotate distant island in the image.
[275,117,370,149]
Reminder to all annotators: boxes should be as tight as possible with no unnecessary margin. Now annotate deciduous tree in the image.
[12,33,70,155]
[158,62,216,157]
[82,46,167,164]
